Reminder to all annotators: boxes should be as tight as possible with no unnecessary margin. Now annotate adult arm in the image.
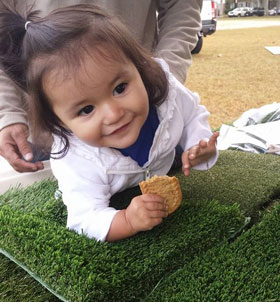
[0,69,28,130]
[156,0,202,83]
[0,69,43,172]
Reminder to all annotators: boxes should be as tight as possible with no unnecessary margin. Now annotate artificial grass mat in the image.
[177,150,280,219]
[0,195,243,301]
[0,150,280,301]
[145,202,280,302]
[0,253,59,302]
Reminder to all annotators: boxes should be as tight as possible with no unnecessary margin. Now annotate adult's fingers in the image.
[11,158,44,173]
[11,129,33,161]
[2,143,43,173]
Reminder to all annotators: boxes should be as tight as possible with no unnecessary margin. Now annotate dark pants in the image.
[171,145,183,169]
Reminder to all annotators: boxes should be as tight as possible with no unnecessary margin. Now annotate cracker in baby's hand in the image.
[139,175,182,214]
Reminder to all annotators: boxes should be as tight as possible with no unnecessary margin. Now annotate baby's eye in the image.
[113,83,127,96]
[78,105,94,116]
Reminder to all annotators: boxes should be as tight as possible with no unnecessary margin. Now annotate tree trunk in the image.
[264,0,268,15]
[277,0,280,12]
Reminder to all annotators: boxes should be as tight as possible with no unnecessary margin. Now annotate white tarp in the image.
[217,103,280,155]
[265,46,280,55]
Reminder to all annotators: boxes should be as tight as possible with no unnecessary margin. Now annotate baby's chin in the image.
[111,139,138,150]
[109,132,142,149]
[83,137,138,149]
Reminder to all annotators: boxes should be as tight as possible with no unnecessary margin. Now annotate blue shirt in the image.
[118,105,159,166]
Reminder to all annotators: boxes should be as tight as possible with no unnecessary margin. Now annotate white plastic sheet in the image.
[265,46,280,55]
[217,103,280,155]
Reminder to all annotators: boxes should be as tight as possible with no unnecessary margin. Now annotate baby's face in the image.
[43,49,149,149]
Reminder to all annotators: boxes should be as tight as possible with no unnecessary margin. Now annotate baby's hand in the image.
[125,194,168,233]
[182,132,219,176]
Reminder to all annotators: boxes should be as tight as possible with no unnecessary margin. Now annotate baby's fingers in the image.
[142,194,168,217]
[141,193,164,203]
[188,145,201,161]
[145,199,168,212]
[209,132,219,146]
[181,150,193,176]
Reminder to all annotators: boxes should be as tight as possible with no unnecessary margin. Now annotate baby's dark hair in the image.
[0,0,168,156]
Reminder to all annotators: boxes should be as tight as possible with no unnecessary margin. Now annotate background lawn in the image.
[187,20,280,129]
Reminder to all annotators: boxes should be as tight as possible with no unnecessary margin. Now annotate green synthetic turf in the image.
[0,253,59,302]
[177,150,280,219]
[0,201,243,302]
[0,180,67,224]
[0,183,63,302]
[0,180,244,301]
[145,203,280,302]
[0,150,279,301]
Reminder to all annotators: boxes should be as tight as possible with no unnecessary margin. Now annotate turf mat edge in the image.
[0,247,67,302]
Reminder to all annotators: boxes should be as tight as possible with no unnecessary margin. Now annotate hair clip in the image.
[25,21,31,31]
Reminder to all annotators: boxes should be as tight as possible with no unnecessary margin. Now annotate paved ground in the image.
[217,17,280,30]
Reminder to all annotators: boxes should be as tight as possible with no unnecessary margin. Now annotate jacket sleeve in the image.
[50,148,119,242]
[0,69,28,130]
[155,0,202,83]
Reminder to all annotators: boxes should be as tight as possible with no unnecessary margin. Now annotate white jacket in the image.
[51,60,217,242]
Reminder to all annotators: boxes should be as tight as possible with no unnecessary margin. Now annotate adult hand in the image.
[182,132,219,176]
[0,123,44,173]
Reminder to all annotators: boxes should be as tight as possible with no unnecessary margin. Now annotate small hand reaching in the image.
[182,132,219,176]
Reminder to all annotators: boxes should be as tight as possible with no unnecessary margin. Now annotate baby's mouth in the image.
[108,121,131,136]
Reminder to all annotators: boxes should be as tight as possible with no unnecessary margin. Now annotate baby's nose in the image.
[103,101,125,124]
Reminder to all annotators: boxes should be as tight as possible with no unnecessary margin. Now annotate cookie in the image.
[139,175,182,214]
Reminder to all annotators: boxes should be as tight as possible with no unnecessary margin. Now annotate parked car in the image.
[251,7,265,16]
[228,7,251,17]
[244,7,254,16]
[268,8,276,15]
[192,0,216,54]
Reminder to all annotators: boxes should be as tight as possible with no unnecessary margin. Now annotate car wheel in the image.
[191,35,203,55]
